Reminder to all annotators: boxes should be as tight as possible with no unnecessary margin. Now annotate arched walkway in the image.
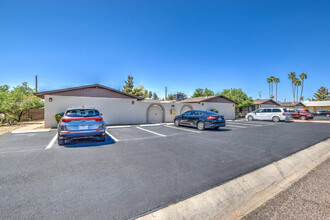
[180,104,193,114]
[146,104,165,123]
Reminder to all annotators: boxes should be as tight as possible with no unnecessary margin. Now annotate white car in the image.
[246,108,291,122]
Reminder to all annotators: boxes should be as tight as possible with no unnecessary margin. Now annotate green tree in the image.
[122,75,134,94]
[313,87,330,101]
[192,88,204,97]
[299,73,307,101]
[204,88,214,96]
[288,72,296,102]
[273,77,280,101]
[192,88,214,97]
[131,85,145,97]
[294,78,301,102]
[153,92,158,100]
[0,85,10,114]
[267,76,276,98]
[221,88,253,108]
[143,89,149,98]
[1,82,44,122]
[166,93,174,100]
[148,91,153,99]
[166,92,187,100]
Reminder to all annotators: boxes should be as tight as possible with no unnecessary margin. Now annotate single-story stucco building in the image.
[35,84,237,128]
[252,99,280,110]
[279,102,305,109]
[302,100,330,112]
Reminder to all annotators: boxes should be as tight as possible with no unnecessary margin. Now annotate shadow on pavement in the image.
[208,128,232,132]
[63,134,116,148]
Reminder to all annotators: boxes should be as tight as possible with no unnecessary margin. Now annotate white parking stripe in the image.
[228,122,263,126]
[137,127,167,137]
[165,125,202,133]
[226,124,247,128]
[140,124,161,127]
[12,129,50,134]
[45,133,58,150]
[105,130,119,142]
[107,125,131,129]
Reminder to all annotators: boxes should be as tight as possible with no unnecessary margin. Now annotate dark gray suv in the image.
[57,107,106,145]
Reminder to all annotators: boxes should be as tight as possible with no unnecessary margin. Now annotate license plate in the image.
[79,125,88,130]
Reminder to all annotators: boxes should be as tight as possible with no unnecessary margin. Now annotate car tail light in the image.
[61,118,72,122]
[94,117,103,121]
[207,116,217,120]
[282,113,286,116]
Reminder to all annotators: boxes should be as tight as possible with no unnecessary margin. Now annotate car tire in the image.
[174,119,180,127]
[272,116,280,122]
[248,116,254,121]
[197,121,205,130]
[300,115,307,120]
[58,137,65,145]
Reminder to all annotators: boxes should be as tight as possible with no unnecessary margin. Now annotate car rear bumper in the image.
[205,121,226,128]
[59,129,105,139]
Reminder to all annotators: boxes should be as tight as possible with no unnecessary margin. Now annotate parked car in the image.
[174,110,226,130]
[299,109,311,114]
[288,109,314,120]
[246,108,291,122]
[57,107,106,145]
[315,110,330,117]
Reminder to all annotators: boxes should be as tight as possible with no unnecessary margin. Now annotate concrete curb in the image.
[292,120,330,123]
[137,138,330,220]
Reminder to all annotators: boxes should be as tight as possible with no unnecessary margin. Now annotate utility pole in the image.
[35,75,38,92]
[165,86,167,99]
[258,91,262,99]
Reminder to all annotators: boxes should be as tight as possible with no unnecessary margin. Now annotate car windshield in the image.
[65,109,100,117]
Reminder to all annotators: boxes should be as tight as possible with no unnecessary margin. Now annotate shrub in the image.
[210,109,219,113]
[55,113,64,123]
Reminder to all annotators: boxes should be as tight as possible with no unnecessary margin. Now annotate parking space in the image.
[0,121,291,153]
[1,121,330,220]
[0,130,57,154]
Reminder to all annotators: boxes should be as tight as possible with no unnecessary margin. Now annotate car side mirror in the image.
[60,113,64,117]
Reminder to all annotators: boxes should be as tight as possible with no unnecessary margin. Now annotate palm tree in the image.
[294,78,301,103]
[267,77,273,98]
[288,72,296,102]
[273,77,280,101]
[299,73,307,101]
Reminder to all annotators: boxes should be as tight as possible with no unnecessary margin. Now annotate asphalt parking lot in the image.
[1,121,330,219]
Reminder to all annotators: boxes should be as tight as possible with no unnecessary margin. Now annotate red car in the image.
[288,109,314,120]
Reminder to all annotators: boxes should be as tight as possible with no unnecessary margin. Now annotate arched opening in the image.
[180,104,193,114]
[146,104,165,123]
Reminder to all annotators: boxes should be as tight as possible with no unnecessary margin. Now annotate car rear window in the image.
[65,109,100,117]
[283,108,288,112]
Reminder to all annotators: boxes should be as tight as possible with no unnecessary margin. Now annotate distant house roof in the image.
[303,100,330,107]
[279,102,305,107]
[253,99,280,106]
[177,95,238,104]
[34,84,144,100]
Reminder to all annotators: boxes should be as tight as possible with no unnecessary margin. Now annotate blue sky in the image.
[0,0,329,101]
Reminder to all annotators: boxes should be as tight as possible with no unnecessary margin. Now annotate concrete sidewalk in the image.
[244,158,330,220]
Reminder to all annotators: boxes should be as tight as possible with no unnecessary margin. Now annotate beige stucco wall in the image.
[44,95,235,128]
